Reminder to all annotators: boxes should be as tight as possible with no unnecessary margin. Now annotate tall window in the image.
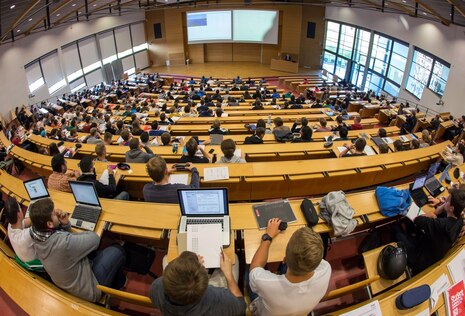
[406,48,450,99]
[350,29,370,87]
[366,34,408,96]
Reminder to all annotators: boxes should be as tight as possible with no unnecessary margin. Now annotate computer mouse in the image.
[278,221,287,231]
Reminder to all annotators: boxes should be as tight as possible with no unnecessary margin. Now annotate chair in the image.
[322,275,380,301]
[96,284,154,309]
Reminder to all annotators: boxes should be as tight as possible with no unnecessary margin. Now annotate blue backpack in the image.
[375,186,412,217]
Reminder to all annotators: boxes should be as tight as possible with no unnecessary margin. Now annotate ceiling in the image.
[1,0,464,45]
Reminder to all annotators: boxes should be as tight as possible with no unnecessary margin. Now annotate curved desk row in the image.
[2,132,449,201]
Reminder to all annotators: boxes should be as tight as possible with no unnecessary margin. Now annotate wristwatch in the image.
[261,233,273,242]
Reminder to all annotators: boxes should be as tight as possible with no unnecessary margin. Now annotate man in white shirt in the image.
[248,219,331,316]
[5,197,37,263]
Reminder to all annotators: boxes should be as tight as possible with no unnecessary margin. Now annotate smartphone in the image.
[109,165,117,170]
[208,148,215,154]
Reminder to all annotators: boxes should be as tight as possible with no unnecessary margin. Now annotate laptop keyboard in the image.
[73,205,100,222]
[187,218,224,229]
[426,179,441,191]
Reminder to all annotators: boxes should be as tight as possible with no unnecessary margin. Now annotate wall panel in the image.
[205,43,233,62]
[232,43,261,62]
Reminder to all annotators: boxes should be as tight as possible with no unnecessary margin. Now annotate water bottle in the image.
[267,114,271,127]
[212,153,217,163]
[172,142,178,153]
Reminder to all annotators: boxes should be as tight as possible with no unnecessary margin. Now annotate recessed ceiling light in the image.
[93,3,97,6]
[28,18,32,21]
[423,12,427,15]
[402,0,406,2]
[78,11,82,14]
[10,4,15,9]
[72,3,76,6]
[56,13,60,17]
[17,29,21,32]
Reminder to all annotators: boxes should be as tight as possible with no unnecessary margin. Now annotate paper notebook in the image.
[187,224,222,268]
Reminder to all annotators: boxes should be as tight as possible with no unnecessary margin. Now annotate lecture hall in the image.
[0,0,465,315]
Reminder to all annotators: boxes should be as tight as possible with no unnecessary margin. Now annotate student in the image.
[77,156,129,200]
[94,143,108,162]
[143,156,199,204]
[314,118,332,132]
[291,117,308,134]
[47,154,80,193]
[125,138,155,163]
[349,116,363,130]
[378,143,389,154]
[393,139,404,152]
[339,138,367,157]
[149,121,165,137]
[291,126,313,142]
[86,128,102,144]
[248,220,331,315]
[5,197,38,265]
[244,127,266,144]
[150,251,246,315]
[180,138,211,163]
[393,188,465,275]
[30,198,126,302]
[209,119,229,135]
[272,117,291,138]
[217,139,246,163]
[377,128,387,138]
[338,126,350,141]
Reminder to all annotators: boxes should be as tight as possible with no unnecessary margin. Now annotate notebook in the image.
[69,181,102,231]
[252,199,296,230]
[177,188,230,247]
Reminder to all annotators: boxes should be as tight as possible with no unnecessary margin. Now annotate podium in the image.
[270,59,299,73]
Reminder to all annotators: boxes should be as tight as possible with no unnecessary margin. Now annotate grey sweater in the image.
[33,231,101,302]
[125,146,155,163]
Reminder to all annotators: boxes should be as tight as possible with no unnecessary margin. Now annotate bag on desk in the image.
[375,186,412,217]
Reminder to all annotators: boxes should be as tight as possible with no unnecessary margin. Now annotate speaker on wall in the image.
[307,22,316,39]
[154,23,162,39]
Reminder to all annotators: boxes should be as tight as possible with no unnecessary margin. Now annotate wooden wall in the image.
[145,4,324,67]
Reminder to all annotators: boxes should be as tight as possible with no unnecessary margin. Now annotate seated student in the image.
[379,143,390,154]
[271,89,280,99]
[244,127,266,144]
[314,118,332,132]
[150,251,245,315]
[272,117,291,138]
[217,139,246,163]
[48,154,80,193]
[393,139,405,152]
[393,188,465,275]
[349,116,363,130]
[125,138,155,163]
[6,197,38,266]
[339,138,367,157]
[209,119,229,135]
[86,128,102,144]
[377,128,387,138]
[411,139,420,149]
[139,131,153,147]
[331,116,347,132]
[291,117,309,134]
[65,129,79,143]
[180,138,211,163]
[251,99,264,111]
[292,126,313,143]
[94,143,108,162]
[101,132,112,146]
[248,220,331,316]
[159,112,174,125]
[143,156,199,203]
[30,198,126,302]
[119,129,132,146]
[419,130,431,148]
[77,156,129,200]
[338,126,350,141]
[149,121,165,137]
[401,111,417,134]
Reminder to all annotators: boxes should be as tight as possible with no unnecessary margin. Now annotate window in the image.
[335,57,348,79]
[337,25,355,59]
[366,71,384,95]
[369,35,392,77]
[78,36,102,75]
[98,30,118,65]
[324,21,340,53]
[25,61,44,93]
[322,51,336,73]
[429,60,450,96]
[406,50,433,98]
[115,26,133,59]
[62,44,83,82]
[350,29,370,87]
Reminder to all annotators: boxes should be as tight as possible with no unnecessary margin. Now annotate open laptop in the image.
[409,175,429,207]
[177,188,230,247]
[23,177,50,217]
[69,181,102,231]
[424,162,445,197]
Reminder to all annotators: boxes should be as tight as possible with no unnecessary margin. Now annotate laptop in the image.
[23,177,50,217]
[409,175,429,207]
[425,171,446,197]
[69,181,102,231]
[177,188,230,247]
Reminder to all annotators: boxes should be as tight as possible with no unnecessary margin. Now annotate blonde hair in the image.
[285,227,324,275]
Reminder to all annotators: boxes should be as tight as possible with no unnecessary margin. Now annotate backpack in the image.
[375,186,412,217]
[319,191,357,237]
[275,132,294,143]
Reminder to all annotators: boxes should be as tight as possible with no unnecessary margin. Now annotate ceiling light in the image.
[28,18,32,21]
[17,29,21,32]
[56,13,60,17]
[72,3,76,6]
[10,5,15,9]
[423,12,427,15]
[402,0,406,2]
[78,11,82,14]
[93,3,97,6]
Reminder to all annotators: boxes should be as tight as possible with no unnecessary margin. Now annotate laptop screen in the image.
[24,178,49,200]
[69,181,100,207]
[178,188,228,216]
[412,175,427,191]
[426,162,440,178]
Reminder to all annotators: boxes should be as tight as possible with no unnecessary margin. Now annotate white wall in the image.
[326,7,465,117]
[0,12,145,118]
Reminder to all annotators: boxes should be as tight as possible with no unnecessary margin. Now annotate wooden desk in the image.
[434,120,457,142]
[270,59,299,73]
